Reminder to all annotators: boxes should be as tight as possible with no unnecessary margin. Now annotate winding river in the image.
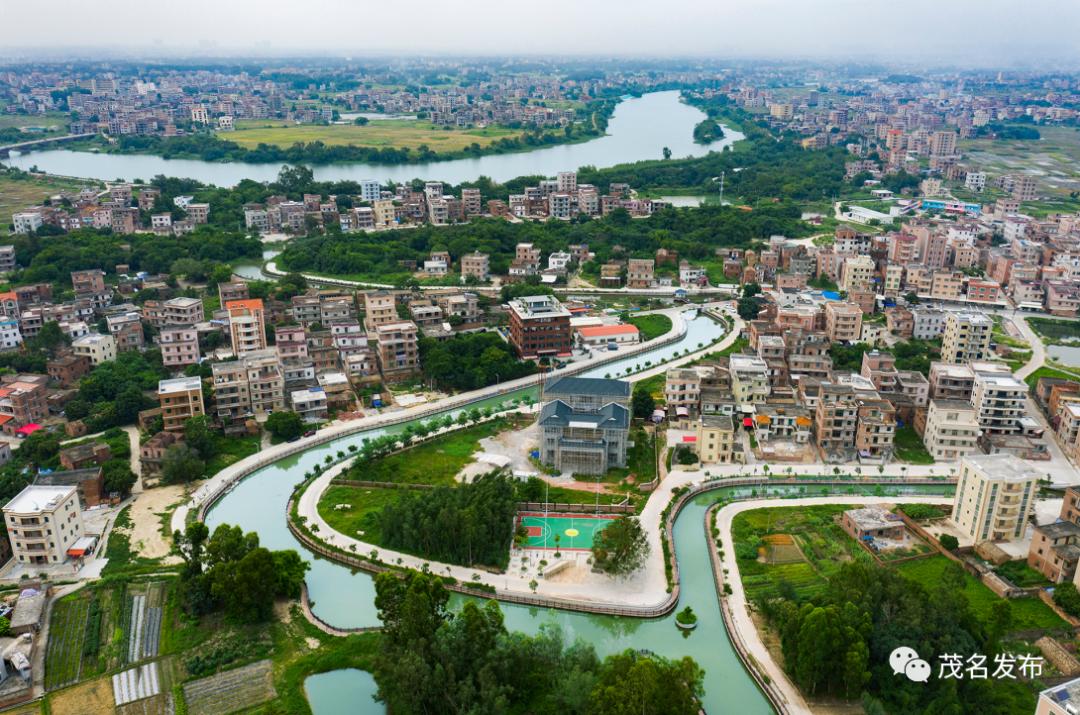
[0,91,741,187]
[204,313,952,714]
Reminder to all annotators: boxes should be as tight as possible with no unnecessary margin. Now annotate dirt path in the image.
[127,483,192,562]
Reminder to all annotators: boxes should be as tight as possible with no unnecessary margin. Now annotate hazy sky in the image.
[6,0,1080,67]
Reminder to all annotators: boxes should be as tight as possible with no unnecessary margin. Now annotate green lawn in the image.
[344,417,516,486]
[732,505,859,603]
[691,336,749,365]
[316,484,405,546]
[204,433,261,477]
[897,556,1067,631]
[626,313,673,341]
[894,426,934,465]
[633,373,665,404]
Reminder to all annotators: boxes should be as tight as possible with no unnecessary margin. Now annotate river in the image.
[203,311,952,714]
[0,91,740,186]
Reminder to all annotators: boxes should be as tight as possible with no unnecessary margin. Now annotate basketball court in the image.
[518,513,616,551]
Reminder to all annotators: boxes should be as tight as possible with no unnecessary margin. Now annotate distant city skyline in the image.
[4,0,1080,68]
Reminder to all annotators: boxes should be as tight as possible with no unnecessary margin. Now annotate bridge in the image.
[0,133,96,158]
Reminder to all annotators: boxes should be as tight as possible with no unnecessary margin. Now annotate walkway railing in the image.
[191,308,713,525]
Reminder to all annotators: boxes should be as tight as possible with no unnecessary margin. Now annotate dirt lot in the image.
[49,676,115,715]
[127,484,191,562]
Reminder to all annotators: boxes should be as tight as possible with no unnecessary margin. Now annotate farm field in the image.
[48,675,117,715]
[182,658,276,715]
[731,504,859,602]
[223,119,522,152]
[960,126,1080,213]
[0,174,98,220]
[897,556,1068,631]
[0,112,70,131]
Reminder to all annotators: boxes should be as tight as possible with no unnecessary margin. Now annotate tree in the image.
[589,650,703,715]
[161,443,205,485]
[737,296,762,321]
[102,461,137,498]
[28,320,69,356]
[939,534,959,552]
[591,517,649,576]
[183,414,216,461]
[631,387,656,419]
[662,146,672,160]
[266,411,304,442]
[1055,582,1080,617]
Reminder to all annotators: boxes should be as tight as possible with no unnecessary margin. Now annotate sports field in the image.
[519,513,616,550]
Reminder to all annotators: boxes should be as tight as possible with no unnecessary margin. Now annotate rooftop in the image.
[158,376,202,395]
[545,376,630,399]
[962,453,1042,483]
[3,485,76,514]
[845,505,904,531]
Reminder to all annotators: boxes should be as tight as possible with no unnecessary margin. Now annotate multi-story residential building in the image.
[855,397,896,461]
[12,212,43,235]
[226,298,267,356]
[815,382,859,460]
[860,351,898,392]
[106,310,144,352]
[965,172,986,193]
[291,386,329,422]
[929,361,976,401]
[664,368,702,418]
[362,291,398,332]
[211,349,285,422]
[1028,521,1080,584]
[538,377,630,476]
[72,333,116,366]
[923,399,981,460]
[0,377,47,433]
[3,485,84,565]
[911,307,948,340]
[971,368,1028,434]
[507,294,572,360]
[840,255,875,293]
[158,325,200,369]
[941,311,992,364]
[375,321,420,382]
[71,269,110,311]
[729,354,770,405]
[626,259,655,289]
[0,245,16,274]
[696,414,742,464]
[218,279,249,305]
[0,318,22,352]
[951,454,1039,543]
[461,253,490,282]
[1011,174,1038,202]
[158,376,205,432]
[824,301,863,343]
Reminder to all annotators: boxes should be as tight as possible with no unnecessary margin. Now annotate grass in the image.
[225,119,521,152]
[204,433,261,477]
[0,112,69,131]
[893,426,935,465]
[996,560,1052,589]
[633,373,665,404]
[691,336,749,365]
[960,126,1080,209]
[626,313,673,341]
[732,505,859,603]
[0,173,98,220]
[1028,317,1080,346]
[897,556,1068,631]
[316,484,403,546]
[1024,365,1080,391]
[344,417,514,486]
[102,506,165,576]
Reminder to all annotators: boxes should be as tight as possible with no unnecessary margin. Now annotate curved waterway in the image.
[205,312,950,714]
[1,91,741,187]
